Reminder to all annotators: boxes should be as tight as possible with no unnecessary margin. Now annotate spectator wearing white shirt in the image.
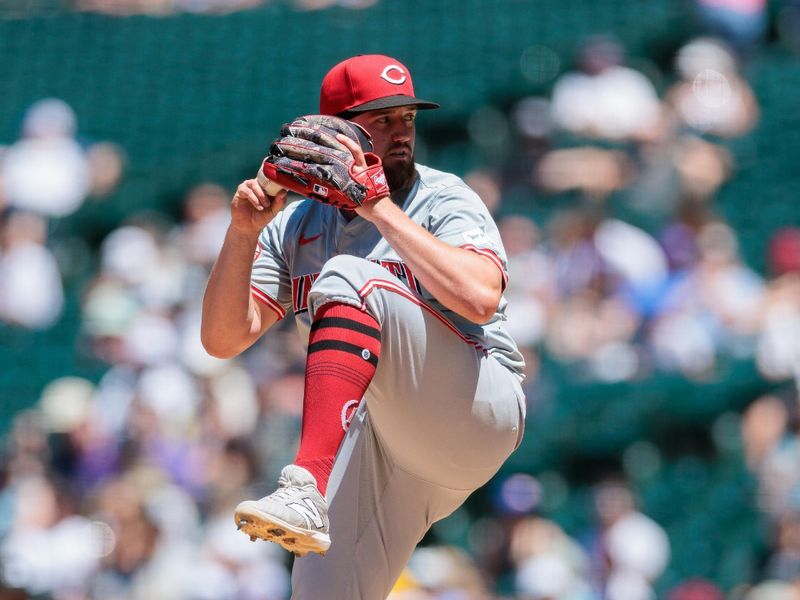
[0,210,64,329]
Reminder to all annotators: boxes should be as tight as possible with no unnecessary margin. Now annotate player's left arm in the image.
[357,197,502,324]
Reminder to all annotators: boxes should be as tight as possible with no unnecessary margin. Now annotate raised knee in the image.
[308,256,377,316]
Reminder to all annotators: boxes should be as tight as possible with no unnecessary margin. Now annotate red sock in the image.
[294,302,381,496]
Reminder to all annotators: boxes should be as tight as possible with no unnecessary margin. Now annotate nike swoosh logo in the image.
[299,233,322,246]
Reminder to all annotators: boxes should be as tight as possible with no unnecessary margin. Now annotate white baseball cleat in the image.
[234,465,330,557]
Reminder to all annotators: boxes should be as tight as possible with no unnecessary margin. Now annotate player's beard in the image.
[384,152,416,193]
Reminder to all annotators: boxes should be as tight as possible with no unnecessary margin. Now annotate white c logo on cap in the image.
[380,65,407,85]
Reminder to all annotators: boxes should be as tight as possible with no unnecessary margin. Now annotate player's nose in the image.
[390,127,412,143]
[388,118,412,140]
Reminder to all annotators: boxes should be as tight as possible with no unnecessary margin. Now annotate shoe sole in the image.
[234,501,331,557]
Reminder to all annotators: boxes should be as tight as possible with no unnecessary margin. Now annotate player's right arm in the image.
[201,179,287,359]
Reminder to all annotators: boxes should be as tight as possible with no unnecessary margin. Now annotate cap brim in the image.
[345,94,440,113]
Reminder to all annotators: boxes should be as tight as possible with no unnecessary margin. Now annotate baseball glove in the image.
[258,115,390,210]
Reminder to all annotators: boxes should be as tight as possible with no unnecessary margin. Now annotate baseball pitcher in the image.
[201,54,526,599]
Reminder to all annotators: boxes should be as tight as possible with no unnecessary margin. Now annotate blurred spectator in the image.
[74,0,378,14]
[671,135,733,203]
[173,183,231,270]
[1,99,90,218]
[509,516,595,600]
[755,267,800,383]
[292,0,378,10]
[465,169,503,216]
[538,209,644,379]
[37,376,120,489]
[98,219,190,310]
[85,142,126,200]
[741,393,792,474]
[763,512,800,584]
[0,474,102,598]
[657,200,713,273]
[188,511,290,599]
[3,410,49,483]
[755,227,800,382]
[498,215,556,349]
[536,146,633,202]
[692,0,768,57]
[540,36,664,205]
[665,37,759,138]
[545,208,609,301]
[593,217,669,316]
[743,580,800,600]
[250,370,305,486]
[495,96,555,216]
[581,479,670,600]
[402,545,489,600]
[75,0,264,15]
[550,36,662,143]
[649,220,765,378]
[742,390,800,521]
[667,578,726,600]
[0,210,64,329]
[75,0,173,15]
[767,228,800,279]
[88,475,169,599]
[173,0,264,13]
[740,390,800,595]
[79,217,197,366]
[618,112,733,226]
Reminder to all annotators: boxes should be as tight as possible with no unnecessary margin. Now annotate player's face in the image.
[351,106,417,191]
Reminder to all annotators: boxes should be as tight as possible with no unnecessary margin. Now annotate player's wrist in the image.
[355,193,397,222]
[226,223,264,246]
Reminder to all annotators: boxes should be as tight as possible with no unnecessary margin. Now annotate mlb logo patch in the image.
[313,184,329,197]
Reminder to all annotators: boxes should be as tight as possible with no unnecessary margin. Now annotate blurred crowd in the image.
[0,98,125,330]
[2,1,800,598]
[464,27,799,392]
[72,0,378,16]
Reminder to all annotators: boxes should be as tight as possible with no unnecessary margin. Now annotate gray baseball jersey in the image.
[251,163,525,381]
[250,163,526,599]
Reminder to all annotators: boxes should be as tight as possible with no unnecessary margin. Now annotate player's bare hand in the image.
[230,179,287,235]
[336,134,367,174]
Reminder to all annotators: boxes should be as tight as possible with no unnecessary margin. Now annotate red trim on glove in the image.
[351,152,390,203]
[260,153,390,211]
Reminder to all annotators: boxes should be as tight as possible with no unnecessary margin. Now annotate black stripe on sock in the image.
[309,316,381,341]
[307,340,379,367]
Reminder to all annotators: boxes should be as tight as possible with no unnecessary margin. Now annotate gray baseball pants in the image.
[290,255,524,599]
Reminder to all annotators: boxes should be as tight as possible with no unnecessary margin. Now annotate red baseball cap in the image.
[320,54,440,116]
